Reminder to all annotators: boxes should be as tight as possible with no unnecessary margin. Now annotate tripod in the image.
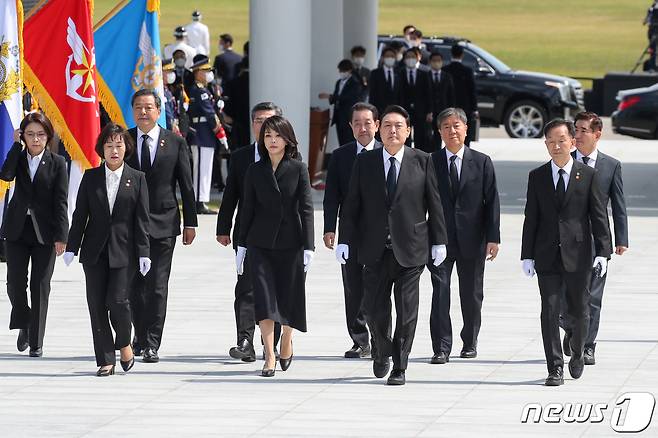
[632,33,658,73]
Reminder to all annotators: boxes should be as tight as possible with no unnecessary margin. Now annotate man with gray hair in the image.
[216,102,283,361]
[428,107,500,365]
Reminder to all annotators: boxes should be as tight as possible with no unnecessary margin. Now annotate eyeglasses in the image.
[24,132,47,140]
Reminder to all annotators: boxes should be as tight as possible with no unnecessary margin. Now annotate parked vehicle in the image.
[611,83,658,139]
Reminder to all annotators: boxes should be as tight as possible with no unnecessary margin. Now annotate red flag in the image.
[23,0,100,169]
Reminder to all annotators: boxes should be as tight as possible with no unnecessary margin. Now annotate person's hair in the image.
[337,59,354,72]
[543,118,575,138]
[350,45,366,56]
[131,89,162,109]
[20,112,55,148]
[220,33,233,46]
[381,46,396,57]
[350,102,379,122]
[251,102,283,121]
[403,24,415,34]
[437,107,468,126]
[257,115,299,160]
[451,43,464,58]
[429,51,443,61]
[389,41,404,51]
[405,48,421,59]
[381,105,410,127]
[94,123,135,159]
[574,111,603,132]
[243,41,249,55]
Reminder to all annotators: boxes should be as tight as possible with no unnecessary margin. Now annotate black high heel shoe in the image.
[120,355,135,372]
[280,341,293,371]
[261,352,276,377]
[96,365,115,377]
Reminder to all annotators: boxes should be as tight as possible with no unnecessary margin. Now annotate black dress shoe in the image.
[229,339,256,362]
[344,344,371,359]
[280,354,293,371]
[29,347,42,357]
[569,356,584,379]
[460,348,477,359]
[142,347,159,363]
[584,347,596,365]
[545,367,564,386]
[17,329,29,352]
[96,365,115,377]
[132,342,143,357]
[261,367,275,377]
[563,332,572,357]
[373,358,390,378]
[120,355,135,372]
[386,369,406,386]
[196,202,217,215]
[430,352,450,364]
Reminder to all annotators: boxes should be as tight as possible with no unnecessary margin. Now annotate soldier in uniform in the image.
[163,26,197,69]
[188,54,220,214]
[185,10,210,56]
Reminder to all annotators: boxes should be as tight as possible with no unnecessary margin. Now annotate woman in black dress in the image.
[64,123,150,376]
[237,115,315,377]
[0,112,68,357]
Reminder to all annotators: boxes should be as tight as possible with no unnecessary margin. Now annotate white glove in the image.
[593,256,607,278]
[236,246,247,275]
[303,250,315,272]
[139,257,151,276]
[63,251,75,266]
[216,99,225,110]
[335,244,349,264]
[522,259,535,277]
[431,244,447,266]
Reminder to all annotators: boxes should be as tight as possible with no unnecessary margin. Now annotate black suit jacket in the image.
[400,68,432,119]
[430,70,456,115]
[0,142,68,244]
[216,143,256,248]
[575,151,629,247]
[126,127,197,239]
[442,61,477,114]
[353,66,371,100]
[213,50,243,83]
[431,147,500,259]
[239,157,314,251]
[323,140,383,233]
[66,164,150,268]
[521,160,612,273]
[368,67,402,115]
[339,146,447,267]
[330,76,363,125]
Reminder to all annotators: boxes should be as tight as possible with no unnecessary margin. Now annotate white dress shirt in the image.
[576,148,598,168]
[444,146,465,179]
[254,142,261,162]
[27,149,45,182]
[356,138,375,154]
[551,158,573,190]
[137,125,160,166]
[337,77,349,95]
[431,69,442,83]
[384,67,395,87]
[383,146,404,182]
[406,67,416,84]
[105,164,124,215]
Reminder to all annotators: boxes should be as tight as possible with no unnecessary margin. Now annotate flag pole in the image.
[93,0,130,31]
[24,0,48,20]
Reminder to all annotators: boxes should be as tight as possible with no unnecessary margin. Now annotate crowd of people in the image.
[0,17,629,387]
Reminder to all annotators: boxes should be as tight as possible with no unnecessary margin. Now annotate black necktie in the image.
[386,69,393,90]
[434,72,439,84]
[556,168,566,206]
[386,156,397,203]
[582,156,590,166]
[449,155,459,201]
[141,134,151,174]
[409,70,414,86]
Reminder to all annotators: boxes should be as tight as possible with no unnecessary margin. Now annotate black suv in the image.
[377,36,585,138]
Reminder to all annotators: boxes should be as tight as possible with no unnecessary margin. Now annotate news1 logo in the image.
[521,392,656,433]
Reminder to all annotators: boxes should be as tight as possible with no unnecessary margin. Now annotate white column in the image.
[250,0,311,160]
[343,0,378,69]
[310,0,343,152]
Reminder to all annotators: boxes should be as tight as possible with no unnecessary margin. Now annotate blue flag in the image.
[95,0,166,128]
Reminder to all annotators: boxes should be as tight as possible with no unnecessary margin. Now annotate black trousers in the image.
[5,218,55,349]
[83,247,132,366]
[363,249,422,370]
[341,248,369,348]
[411,115,431,153]
[233,252,281,346]
[560,268,607,349]
[537,258,590,372]
[131,236,175,350]
[465,112,477,146]
[428,251,485,354]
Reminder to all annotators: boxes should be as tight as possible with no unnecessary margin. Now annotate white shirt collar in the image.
[254,142,260,162]
[137,125,160,144]
[27,148,45,164]
[356,138,375,154]
[551,157,574,179]
[383,145,404,164]
[445,146,464,162]
[576,148,598,164]
[105,163,124,180]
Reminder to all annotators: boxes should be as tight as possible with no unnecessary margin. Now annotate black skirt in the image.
[248,246,307,332]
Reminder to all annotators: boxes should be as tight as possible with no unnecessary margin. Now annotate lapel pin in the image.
[575,171,580,180]
[126,178,131,187]
[160,139,165,148]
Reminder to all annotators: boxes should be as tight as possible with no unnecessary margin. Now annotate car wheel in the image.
[504,100,547,138]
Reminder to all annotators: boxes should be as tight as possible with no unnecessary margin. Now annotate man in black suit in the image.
[521,118,611,386]
[350,46,370,101]
[324,102,382,359]
[338,105,448,385]
[216,102,283,361]
[212,33,242,84]
[127,89,198,363]
[561,112,628,366]
[319,60,364,147]
[223,57,250,150]
[442,44,478,146]
[428,52,455,149]
[400,48,433,152]
[429,108,500,365]
[368,47,402,117]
